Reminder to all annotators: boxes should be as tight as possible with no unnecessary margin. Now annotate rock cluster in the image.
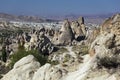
[89,14,120,67]
[33,63,67,80]
[1,55,40,80]
[57,19,74,45]
[53,17,87,45]
[71,17,86,41]
[2,14,120,80]
[1,55,67,80]
[24,29,54,55]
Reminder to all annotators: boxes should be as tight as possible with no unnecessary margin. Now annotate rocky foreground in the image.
[0,14,120,80]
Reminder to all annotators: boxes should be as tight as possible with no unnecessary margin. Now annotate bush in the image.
[1,46,7,62]
[97,56,120,68]
[72,45,88,56]
[48,60,59,65]
[63,54,71,63]
[9,48,48,68]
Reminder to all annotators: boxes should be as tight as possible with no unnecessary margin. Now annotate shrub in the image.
[9,47,48,68]
[97,56,120,68]
[1,46,7,62]
[48,60,59,65]
[63,54,71,63]
[72,45,88,56]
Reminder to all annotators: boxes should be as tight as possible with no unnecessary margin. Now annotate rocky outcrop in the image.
[87,27,100,46]
[1,55,67,80]
[33,63,67,80]
[89,14,120,68]
[101,13,120,34]
[1,14,120,80]
[78,17,84,25]
[56,19,74,45]
[38,32,54,55]
[52,17,86,45]
[24,30,54,55]
[71,17,86,41]
[71,21,84,40]
[1,55,40,80]
[78,17,86,35]
[63,14,120,80]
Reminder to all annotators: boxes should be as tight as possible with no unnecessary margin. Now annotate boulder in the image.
[1,55,40,80]
[33,63,67,80]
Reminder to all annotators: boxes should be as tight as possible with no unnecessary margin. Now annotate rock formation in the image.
[33,63,67,80]
[1,55,40,80]
[37,32,54,55]
[87,27,100,46]
[71,17,86,41]
[78,17,86,35]
[87,14,120,79]
[24,30,54,55]
[57,19,74,45]
[78,16,84,25]
[1,55,67,80]
[1,14,120,80]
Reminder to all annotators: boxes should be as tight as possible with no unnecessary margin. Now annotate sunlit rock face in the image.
[71,21,84,41]
[1,55,40,80]
[78,17,86,35]
[52,17,87,45]
[1,55,67,80]
[71,17,86,41]
[86,14,120,80]
[90,13,120,62]
[33,63,67,80]
[86,27,100,46]
[57,19,74,45]
[62,14,120,80]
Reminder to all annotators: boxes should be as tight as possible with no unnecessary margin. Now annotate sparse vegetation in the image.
[47,47,69,65]
[48,60,59,65]
[97,56,120,68]
[9,44,64,68]
[63,54,71,63]
[9,45,48,68]
[72,45,88,56]
[1,46,7,62]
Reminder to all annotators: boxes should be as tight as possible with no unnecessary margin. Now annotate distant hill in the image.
[0,13,59,23]
[62,13,115,24]
[47,13,116,24]
[0,12,117,24]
